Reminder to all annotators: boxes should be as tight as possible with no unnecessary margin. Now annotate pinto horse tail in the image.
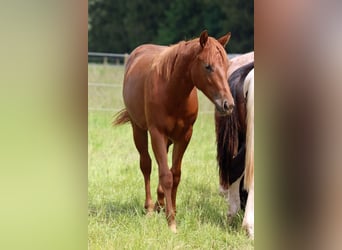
[216,110,239,189]
[216,76,240,190]
[112,109,130,126]
[243,68,254,191]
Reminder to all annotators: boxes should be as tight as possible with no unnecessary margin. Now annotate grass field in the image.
[88,64,254,249]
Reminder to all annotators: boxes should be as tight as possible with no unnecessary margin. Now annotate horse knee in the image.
[171,170,181,186]
[159,171,173,189]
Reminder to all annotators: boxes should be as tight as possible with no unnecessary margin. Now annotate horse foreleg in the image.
[132,123,154,213]
[154,139,173,212]
[154,183,165,212]
[170,136,191,214]
[149,128,176,232]
[242,179,254,239]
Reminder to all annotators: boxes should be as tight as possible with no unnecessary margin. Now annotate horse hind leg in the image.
[242,179,254,239]
[242,68,254,238]
[132,123,154,213]
[227,175,243,221]
[239,175,248,210]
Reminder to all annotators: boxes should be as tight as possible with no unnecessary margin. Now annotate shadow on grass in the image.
[89,183,245,234]
[180,182,244,232]
[89,196,145,221]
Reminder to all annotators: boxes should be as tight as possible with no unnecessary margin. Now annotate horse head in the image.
[191,30,234,115]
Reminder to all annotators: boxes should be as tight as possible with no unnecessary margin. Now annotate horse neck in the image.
[163,42,199,97]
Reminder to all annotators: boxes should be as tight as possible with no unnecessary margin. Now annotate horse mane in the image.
[216,62,254,189]
[152,40,198,81]
[153,37,227,82]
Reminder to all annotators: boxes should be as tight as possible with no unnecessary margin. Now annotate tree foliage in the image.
[88,0,253,53]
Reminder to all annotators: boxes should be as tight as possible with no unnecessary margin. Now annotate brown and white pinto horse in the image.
[228,51,254,77]
[216,61,254,238]
[113,30,234,233]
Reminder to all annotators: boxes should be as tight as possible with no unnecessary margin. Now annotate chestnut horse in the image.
[113,30,234,232]
[215,61,254,238]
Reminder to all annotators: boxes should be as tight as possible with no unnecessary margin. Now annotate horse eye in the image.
[205,64,213,72]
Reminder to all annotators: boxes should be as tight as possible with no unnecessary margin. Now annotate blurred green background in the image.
[3,0,342,249]
[88,0,253,53]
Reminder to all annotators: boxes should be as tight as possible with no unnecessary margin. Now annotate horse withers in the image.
[215,61,254,238]
[114,30,234,233]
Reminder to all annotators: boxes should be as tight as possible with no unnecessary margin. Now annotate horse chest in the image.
[161,96,197,137]
[166,116,195,140]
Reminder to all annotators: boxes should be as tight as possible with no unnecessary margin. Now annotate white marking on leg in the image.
[227,175,243,219]
[242,179,254,239]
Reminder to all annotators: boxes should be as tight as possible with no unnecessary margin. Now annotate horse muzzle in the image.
[215,99,234,116]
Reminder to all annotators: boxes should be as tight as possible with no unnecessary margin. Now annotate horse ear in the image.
[200,30,209,48]
[218,32,231,47]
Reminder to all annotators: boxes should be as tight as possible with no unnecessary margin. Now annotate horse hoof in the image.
[227,214,234,224]
[169,223,177,233]
[145,203,154,216]
[145,209,154,217]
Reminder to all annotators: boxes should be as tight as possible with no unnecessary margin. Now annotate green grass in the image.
[88,64,254,249]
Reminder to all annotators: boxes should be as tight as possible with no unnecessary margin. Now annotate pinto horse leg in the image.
[132,123,154,213]
[227,175,243,221]
[149,128,176,232]
[242,179,254,239]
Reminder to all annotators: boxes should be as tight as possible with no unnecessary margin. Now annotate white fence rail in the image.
[88,52,129,65]
[88,52,241,65]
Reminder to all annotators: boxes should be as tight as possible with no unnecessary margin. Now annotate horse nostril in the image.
[223,100,229,111]
[223,100,234,112]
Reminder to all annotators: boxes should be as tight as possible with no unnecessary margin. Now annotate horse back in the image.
[229,62,254,132]
[228,52,254,77]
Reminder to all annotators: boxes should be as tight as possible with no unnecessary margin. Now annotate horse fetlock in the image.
[242,222,254,239]
[144,200,154,213]
[167,213,177,233]
[227,200,240,223]
[154,201,165,213]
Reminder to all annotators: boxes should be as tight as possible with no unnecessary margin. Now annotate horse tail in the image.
[216,62,254,190]
[112,109,130,126]
[243,69,254,191]
[216,103,239,190]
